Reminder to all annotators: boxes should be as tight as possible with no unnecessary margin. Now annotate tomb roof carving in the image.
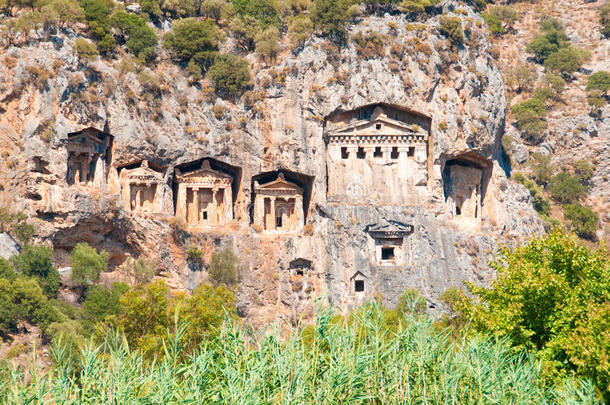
[325,102,431,122]
[255,173,304,194]
[67,127,113,141]
[176,160,233,181]
[331,116,427,135]
[365,219,414,239]
[349,270,368,280]
[120,160,165,184]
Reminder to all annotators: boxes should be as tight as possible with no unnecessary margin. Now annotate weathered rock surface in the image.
[0,2,544,325]
[0,233,20,260]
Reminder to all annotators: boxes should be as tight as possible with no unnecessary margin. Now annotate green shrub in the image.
[544,46,589,77]
[528,152,554,187]
[586,71,610,106]
[0,259,16,281]
[287,14,313,50]
[511,98,547,144]
[44,0,85,28]
[11,245,60,298]
[401,0,439,14]
[80,0,115,54]
[526,19,568,63]
[311,0,352,43]
[74,38,99,61]
[111,10,157,60]
[82,282,129,332]
[548,172,587,204]
[461,230,610,399]
[563,204,599,240]
[505,63,537,93]
[208,249,241,288]
[207,54,251,98]
[542,72,566,100]
[70,243,108,289]
[163,18,223,62]
[254,26,280,61]
[482,6,518,36]
[438,15,464,46]
[481,12,503,35]
[573,159,595,185]
[513,172,551,216]
[232,0,280,27]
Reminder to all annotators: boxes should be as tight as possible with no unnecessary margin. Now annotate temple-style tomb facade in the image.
[118,160,166,214]
[174,160,234,228]
[253,173,304,232]
[324,103,431,205]
[366,220,414,267]
[66,127,113,186]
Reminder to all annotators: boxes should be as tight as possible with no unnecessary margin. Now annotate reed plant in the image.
[0,301,599,404]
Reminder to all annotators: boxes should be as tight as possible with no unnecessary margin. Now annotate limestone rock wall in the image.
[0,1,544,325]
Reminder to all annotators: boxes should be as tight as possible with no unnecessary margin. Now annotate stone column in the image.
[295,195,304,228]
[193,187,199,224]
[254,193,263,227]
[269,196,276,230]
[135,188,141,212]
[211,188,218,225]
[224,185,232,222]
[176,183,187,222]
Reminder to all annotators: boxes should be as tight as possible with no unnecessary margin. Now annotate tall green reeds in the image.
[0,302,600,404]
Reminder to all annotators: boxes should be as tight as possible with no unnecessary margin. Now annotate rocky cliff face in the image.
[0,1,543,325]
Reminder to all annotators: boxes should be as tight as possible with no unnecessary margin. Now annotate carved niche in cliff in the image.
[174,158,241,229]
[66,127,113,187]
[251,170,314,233]
[366,220,414,267]
[118,160,166,215]
[442,152,492,225]
[324,103,431,205]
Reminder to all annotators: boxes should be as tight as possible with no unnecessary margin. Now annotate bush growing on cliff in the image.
[74,37,99,61]
[70,243,108,289]
[12,245,60,298]
[511,97,547,144]
[458,230,610,400]
[208,248,241,288]
[311,0,353,43]
[544,46,589,77]
[207,54,251,98]
[163,18,223,62]
[526,18,568,63]
[563,204,598,240]
[586,71,610,109]
[232,0,280,27]
[287,14,313,49]
[482,5,518,36]
[512,172,551,216]
[438,15,464,46]
[548,171,587,204]
[351,30,385,59]
[111,10,157,61]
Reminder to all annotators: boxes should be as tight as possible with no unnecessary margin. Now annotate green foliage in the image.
[541,72,566,100]
[511,97,547,144]
[400,0,438,14]
[586,71,610,109]
[544,46,589,77]
[43,0,84,28]
[112,280,236,358]
[111,10,157,60]
[287,14,313,50]
[482,5,518,36]
[481,11,502,35]
[232,0,280,26]
[600,2,610,38]
[528,152,554,187]
[0,277,62,334]
[70,243,108,288]
[80,0,115,53]
[229,14,262,51]
[526,18,568,63]
[0,301,599,403]
[573,159,595,185]
[463,230,610,400]
[74,37,99,61]
[207,54,251,98]
[0,259,16,281]
[563,204,599,240]
[549,171,587,204]
[82,282,129,332]
[163,18,222,62]
[0,209,35,245]
[586,71,610,95]
[438,15,464,46]
[11,244,60,298]
[124,257,156,285]
[311,0,353,43]
[351,30,385,59]
[254,25,280,61]
[505,63,537,93]
[208,248,241,288]
[512,172,551,216]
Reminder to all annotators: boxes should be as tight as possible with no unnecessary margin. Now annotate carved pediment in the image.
[255,173,303,194]
[177,160,233,184]
[333,117,424,136]
[366,220,414,239]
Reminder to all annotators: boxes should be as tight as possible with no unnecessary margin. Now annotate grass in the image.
[0,302,599,404]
